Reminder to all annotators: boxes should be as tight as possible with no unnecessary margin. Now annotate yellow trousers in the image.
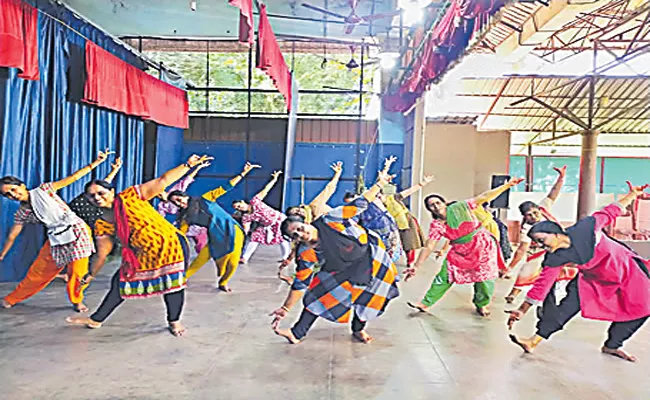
[4,242,89,306]
[186,228,244,288]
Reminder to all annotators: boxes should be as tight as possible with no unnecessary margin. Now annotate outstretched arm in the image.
[255,171,282,201]
[203,162,260,202]
[474,177,524,205]
[139,154,213,201]
[230,162,260,188]
[309,162,343,214]
[103,157,123,184]
[51,149,112,191]
[82,235,114,284]
[404,238,438,281]
[0,224,24,261]
[398,174,435,200]
[546,166,566,202]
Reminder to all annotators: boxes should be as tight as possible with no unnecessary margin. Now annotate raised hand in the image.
[383,155,397,171]
[111,157,122,170]
[626,181,650,196]
[421,174,435,186]
[330,161,343,175]
[553,165,567,178]
[376,169,394,186]
[96,148,115,164]
[243,161,261,174]
[507,177,524,187]
[198,160,211,169]
[272,170,283,180]
[187,154,214,168]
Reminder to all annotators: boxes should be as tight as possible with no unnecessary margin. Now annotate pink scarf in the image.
[114,195,140,279]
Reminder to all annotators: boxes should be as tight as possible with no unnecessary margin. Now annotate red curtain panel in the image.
[256,3,292,111]
[0,0,39,80]
[228,0,254,45]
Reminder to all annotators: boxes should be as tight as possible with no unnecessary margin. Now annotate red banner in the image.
[83,42,189,129]
[256,4,292,111]
[228,0,254,45]
[0,0,39,80]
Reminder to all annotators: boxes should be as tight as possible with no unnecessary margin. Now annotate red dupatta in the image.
[114,195,140,279]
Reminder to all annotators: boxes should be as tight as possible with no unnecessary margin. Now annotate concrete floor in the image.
[1,245,649,400]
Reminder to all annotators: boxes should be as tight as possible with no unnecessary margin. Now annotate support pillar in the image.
[410,98,426,221]
[577,130,599,220]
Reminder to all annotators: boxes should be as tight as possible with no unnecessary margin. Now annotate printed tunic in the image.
[241,195,286,245]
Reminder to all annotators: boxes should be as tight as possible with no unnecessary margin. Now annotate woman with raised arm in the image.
[404,178,522,317]
[270,169,399,344]
[384,173,435,269]
[507,182,650,362]
[66,154,212,337]
[0,150,112,312]
[233,170,291,264]
[168,162,260,292]
[157,161,211,253]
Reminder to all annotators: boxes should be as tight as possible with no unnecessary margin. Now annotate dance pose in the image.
[157,160,211,253]
[66,154,212,336]
[507,182,650,362]
[168,162,259,292]
[270,169,399,344]
[405,178,522,317]
[281,162,344,284]
[384,174,435,268]
[234,171,291,264]
[504,166,576,304]
[0,150,113,312]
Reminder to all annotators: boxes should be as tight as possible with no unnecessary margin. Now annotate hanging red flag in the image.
[256,3,292,111]
[228,0,254,45]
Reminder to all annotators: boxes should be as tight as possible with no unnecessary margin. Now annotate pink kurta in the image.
[428,200,503,284]
[241,195,286,245]
[526,203,650,322]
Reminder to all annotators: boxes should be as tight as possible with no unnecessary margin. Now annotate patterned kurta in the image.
[428,199,502,284]
[358,200,403,262]
[94,186,186,298]
[15,183,94,267]
[292,198,400,323]
[241,195,286,245]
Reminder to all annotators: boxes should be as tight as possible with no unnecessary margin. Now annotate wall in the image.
[417,122,510,230]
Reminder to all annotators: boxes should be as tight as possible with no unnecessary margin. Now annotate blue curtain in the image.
[155,126,184,177]
[0,4,146,282]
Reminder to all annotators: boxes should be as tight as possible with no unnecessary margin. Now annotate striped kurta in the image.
[292,198,400,323]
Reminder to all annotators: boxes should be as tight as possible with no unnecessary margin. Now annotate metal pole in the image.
[246,45,253,197]
[356,42,364,186]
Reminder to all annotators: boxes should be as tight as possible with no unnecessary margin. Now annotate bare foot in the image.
[274,328,301,344]
[65,316,102,329]
[168,321,187,337]
[406,301,430,313]
[476,306,491,317]
[56,273,69,282]
[509,334,537,353]
[602,346,637,362]
[73,303,89,313]
[352,330,374,344]
[218,286,233,293]
[2,299,13,309]
[239,258,247,265]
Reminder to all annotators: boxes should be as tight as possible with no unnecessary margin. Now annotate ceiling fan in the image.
[321,45,379,70]
[301,0,400,35]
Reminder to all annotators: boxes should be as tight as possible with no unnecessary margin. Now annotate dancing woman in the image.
[157,160,211,253]
[270,169,399,344]
[404,178,522,317]
[507,182,650,362]
[384,174,435,268]
[66,154,212,336]
[0,150,112,312]
[168,162,260,292]
[503,166,577,304]
[233,171,291,264]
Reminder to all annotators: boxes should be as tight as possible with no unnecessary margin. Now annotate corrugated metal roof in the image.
[458,75,650,134]
[472,2,542,54]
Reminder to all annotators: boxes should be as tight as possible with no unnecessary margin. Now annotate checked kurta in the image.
[292,198,400,323]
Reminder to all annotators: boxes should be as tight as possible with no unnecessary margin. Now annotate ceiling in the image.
[61,0,399,40]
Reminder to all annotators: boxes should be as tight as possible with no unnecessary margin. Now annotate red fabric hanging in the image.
[228,0,254,45]
[84,41,189,129]
[256,3,292,111]
[0,0,39,80]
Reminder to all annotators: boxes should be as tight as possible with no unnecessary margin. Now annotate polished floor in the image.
[1,245,649,400]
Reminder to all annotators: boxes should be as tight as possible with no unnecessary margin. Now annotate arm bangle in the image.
[281,306,290,312]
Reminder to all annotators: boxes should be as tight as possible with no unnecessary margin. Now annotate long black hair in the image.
[424,194,447,212]
[280,214,306,241]
[84,179,114,193]
[528,220,565,238]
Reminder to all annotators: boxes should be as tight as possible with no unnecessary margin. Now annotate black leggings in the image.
[536,277,649,349]
[90,233,188,324]
[90,270,185,323]
[290,307,366,340]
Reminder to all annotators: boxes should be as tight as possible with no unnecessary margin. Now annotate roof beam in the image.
[529,132,582,145]
[529,97,590,130]
[479,78,511,130]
